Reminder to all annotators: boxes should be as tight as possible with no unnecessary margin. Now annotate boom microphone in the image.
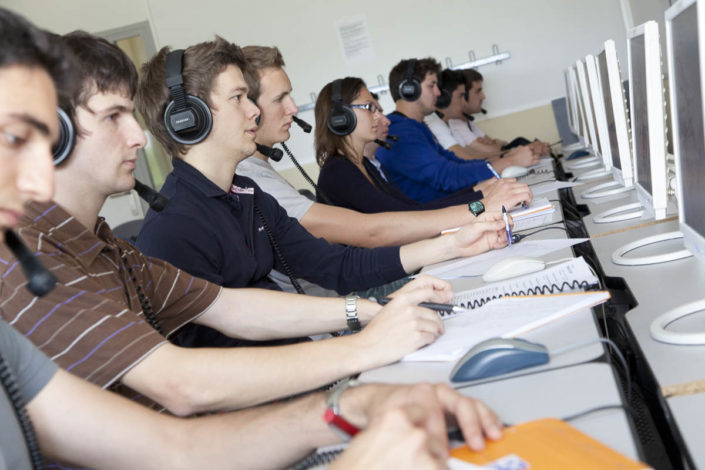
[387,135,399,142]
[256,143,284,162]
[134,180,169,213]
[374,139,393,150]
[292,115,312,133]
[4,229,56,297]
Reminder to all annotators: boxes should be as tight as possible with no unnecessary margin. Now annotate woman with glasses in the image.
[314,77,517,215]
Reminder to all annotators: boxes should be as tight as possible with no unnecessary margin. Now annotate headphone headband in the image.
[398,58,421,102]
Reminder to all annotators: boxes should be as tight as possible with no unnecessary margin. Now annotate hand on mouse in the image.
[477,178,533,212]
[503,145,541,167]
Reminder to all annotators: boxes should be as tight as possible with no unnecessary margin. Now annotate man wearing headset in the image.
[425,69,538,165]
[377,58,536,204]
[0,29,498,422]
[0,11,502,468]
[231,46,531,285]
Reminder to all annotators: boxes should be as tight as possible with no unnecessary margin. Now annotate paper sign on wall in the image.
[336,15,375,65]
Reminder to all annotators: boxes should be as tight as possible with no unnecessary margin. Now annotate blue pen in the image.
[486,162,501,179]
[502,205,512,247]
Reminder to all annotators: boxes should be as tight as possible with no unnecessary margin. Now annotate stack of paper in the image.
[510,197,555,231]
[402,290,610,362]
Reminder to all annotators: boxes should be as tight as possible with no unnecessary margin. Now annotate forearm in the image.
[448,144,484,161]
[31,368,336,470]
[197,287,378,340]
[399,234,457,273]
[122,336,387,413]
[302,201,471,248]
[467,140,503,158]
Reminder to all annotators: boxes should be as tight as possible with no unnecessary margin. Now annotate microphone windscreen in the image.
[374,139,393,150]
[292,115,312,133]
[4,229,57,297]
[134,180,169,212]
[256,143,284,162]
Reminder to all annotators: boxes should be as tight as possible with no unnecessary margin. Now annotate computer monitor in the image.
[575,59,599,152]
[601,40,635,187]
[628,20,669,220]
[564,70,577,134]
[585,54,613,169]
[649,0,705,346]
[670,0,705,262]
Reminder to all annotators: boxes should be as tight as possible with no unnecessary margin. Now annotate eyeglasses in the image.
[350,103,381,114]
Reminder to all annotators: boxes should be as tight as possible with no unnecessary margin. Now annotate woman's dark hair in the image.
[0,8,77,107]
[314,76,366,167]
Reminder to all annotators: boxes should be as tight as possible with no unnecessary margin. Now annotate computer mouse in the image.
[482,256,546,283]
[500,166,529,178]
[450,337,549,382]
[567,149,591,160]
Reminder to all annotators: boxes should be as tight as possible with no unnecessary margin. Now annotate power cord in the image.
[512,225,569,243]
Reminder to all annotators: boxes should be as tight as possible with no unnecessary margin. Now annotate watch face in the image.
[469,201,485,215]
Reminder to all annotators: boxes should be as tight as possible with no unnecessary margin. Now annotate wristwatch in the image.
[468,200,485,217]
[345,294,361,332]
[323,378,361,440]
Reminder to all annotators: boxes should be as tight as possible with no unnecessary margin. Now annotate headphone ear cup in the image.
[327,102,357,136]
[53,108,75,166]
[399,78,421,101]
[164,95,213,145]
[435,88,451,109]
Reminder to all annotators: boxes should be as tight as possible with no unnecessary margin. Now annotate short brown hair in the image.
[388,57,441,102]
[462,68,483,89]
[314,77,366,167]
[0,9,77,108]
[242,45,285,102]
[61,31,138,126]
[136,36,247,157]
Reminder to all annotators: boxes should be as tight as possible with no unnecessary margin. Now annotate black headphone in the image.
[327,79,357,136]
[163,49,212,145]
[52,107,75,166]
[435,80,452,109]
[398,59,421,101]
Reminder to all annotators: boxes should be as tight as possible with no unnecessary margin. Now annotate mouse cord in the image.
[498,404,636,428]
[527,179,555,187]
[511,225,569,242]
[551,337,631,403]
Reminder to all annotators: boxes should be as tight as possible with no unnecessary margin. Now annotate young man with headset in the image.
[232,46,531,273]
[377,58,537,204]
[425,69,538,164]
[0,10,502,468]
[134,37,512,346]
[449,68,551,158]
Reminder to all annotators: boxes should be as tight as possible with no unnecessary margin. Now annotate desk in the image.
[358,160,645,465]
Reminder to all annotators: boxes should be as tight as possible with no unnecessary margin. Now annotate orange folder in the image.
[450,418,649,469]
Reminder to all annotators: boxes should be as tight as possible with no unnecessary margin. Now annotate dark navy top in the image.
[316,155,484,213]
[376,112,494,203]
[136,158,405,295]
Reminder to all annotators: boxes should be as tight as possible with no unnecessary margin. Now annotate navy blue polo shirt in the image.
[136,158,405,295]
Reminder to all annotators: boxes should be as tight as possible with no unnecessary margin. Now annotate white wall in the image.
[2,0,630,170]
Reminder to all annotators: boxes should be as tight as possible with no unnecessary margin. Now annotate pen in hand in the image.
[486,161,501,179]
[502,205,513,247]
[369,297,469,315]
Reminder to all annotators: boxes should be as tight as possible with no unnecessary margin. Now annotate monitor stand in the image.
[593,202,645,224]
[651,298,705,345]
[564,156,601,171]
[611,231,693,266]
[575,167,611,182]
[581,181,635,199]
[562,142,586,152]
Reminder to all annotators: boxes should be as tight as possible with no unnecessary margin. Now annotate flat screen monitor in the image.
[575,59,599,151]
[586,54,612,166]
[599,51,620,170]
[628,21,669,219]
[602,40,635,187]
[669,0,705,260]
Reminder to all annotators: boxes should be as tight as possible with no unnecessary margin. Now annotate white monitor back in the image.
[586,54,613,169]
[628,21,669,220]
[602,40,635,187]
[569,65,588,145]
[669,0,705,263]
[575,60,599,151]
[564,70,578,134]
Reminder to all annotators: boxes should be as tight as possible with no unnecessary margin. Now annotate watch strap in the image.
[345,294,361,332]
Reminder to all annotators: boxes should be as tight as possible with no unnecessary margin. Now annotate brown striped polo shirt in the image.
[0,200,222,403]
